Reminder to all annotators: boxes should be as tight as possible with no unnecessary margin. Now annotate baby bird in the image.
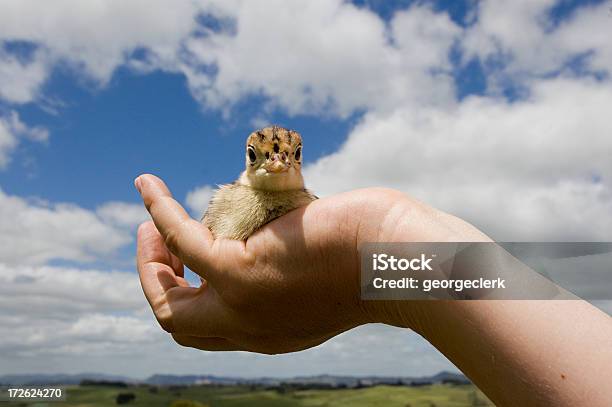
[203,126,317,240]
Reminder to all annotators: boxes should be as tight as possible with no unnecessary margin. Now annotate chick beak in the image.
[266,153,289,173]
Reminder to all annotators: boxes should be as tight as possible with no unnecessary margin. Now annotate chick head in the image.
[240,126,305,191]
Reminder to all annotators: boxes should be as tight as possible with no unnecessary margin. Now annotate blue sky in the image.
[2,0,601,208]
[0,0,610,378]
[0,0,493,207]
[1,67,357,207]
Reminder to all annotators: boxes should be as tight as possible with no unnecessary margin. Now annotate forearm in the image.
[413,299,612,406]
[356,195,612,406]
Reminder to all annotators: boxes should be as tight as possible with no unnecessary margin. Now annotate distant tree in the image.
[81,380,128,387]
[411,381,432,387]
[115,392,135,404]
[170,400,208,407]
[442,378,466,385]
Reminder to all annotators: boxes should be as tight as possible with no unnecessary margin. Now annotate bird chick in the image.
[203,126,317,240]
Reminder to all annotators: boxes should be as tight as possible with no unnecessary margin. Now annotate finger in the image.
[138,221,236,336]
[135,174,227,283]
[175,275,191,288]
[137,222,193,331]
[137,220,184,277]
[137,221,182,299]
[165,285,236,337]
[171,334,243,351]
[170,251,184,278]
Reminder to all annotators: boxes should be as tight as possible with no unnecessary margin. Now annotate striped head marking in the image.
[245,126,303,173]
[241,126,305,191]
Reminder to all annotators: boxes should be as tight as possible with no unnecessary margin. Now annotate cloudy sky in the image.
[0,0,611,379]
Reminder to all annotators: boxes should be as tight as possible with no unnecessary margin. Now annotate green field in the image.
[7,384,492,407]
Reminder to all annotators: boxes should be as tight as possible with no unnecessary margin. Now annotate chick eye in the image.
[248,146,257,163]
[294,146,302,161]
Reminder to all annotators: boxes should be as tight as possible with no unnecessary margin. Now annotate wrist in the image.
[349,190,436,330]
[351,189,487,332]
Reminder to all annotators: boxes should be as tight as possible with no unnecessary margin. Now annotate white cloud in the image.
[96,201,150,229]
[0,188,134,265]
[185,184,215,218]
[0,0,205,94]
[250,115,270,130]
[6,113,49,143]
[0,261,455,376]
[0,117,18,168]
[462,0,612,88]
[554,3,612,75]
[0,0,461,117]
[175,0,612,249]
[0,259,607,376]
[0,263,144,317]
[67,314,158,345]
[0,0,610,118]
[0,48,49,104]
[0,111,48,168]
[462,0,557,70]
[0,262,161,357]
[182,1,460,116]
[305,77,612,241]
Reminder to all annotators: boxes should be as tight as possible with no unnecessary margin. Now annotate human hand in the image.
[135,174,612,406]
[135,174,489,354]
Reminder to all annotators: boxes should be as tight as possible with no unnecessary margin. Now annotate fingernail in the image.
[134,176,142,194]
